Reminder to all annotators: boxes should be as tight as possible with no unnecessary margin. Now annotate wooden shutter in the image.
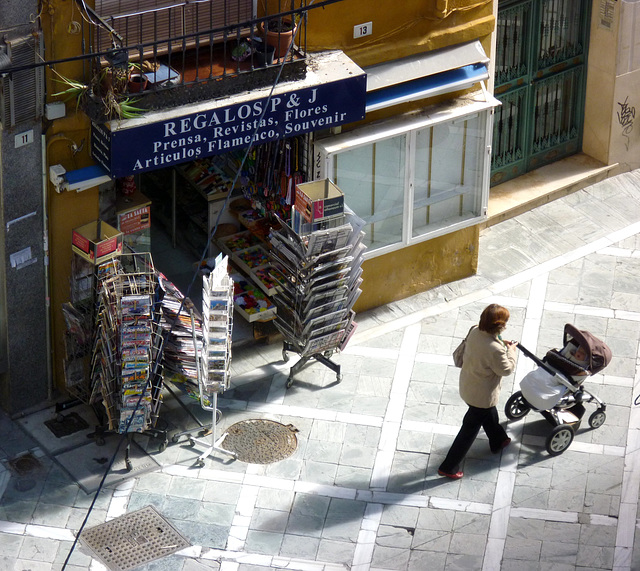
[94,0,254,55]
[0,34,44,128]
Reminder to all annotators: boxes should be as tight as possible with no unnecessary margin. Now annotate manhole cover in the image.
[44,412,89,438]
[79,505,190,571]
[8,453,42,476]
[220,419,298,464]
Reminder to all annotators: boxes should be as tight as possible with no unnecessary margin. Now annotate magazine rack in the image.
[268,207,365,388]
[88,253,168,470]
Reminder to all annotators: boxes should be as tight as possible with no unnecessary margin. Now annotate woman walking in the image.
[438,304,518,480]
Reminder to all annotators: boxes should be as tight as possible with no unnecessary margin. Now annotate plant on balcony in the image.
[52,65,146,120]
[258,16,298,59]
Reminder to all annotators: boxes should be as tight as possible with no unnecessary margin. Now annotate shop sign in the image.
[92,74,366,178]
[118,206,151,234]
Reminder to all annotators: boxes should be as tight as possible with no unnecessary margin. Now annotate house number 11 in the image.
[15,130,34,148]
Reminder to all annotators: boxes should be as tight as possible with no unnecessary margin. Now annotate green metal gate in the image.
[491,0,591,186]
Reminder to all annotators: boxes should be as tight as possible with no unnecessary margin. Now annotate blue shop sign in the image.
[92,74,366,178]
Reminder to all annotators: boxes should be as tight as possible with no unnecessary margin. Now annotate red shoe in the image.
[438,468,464,480]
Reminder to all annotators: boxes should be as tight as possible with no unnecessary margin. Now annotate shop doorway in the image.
[130,134,311,344]
[490,0,591,186]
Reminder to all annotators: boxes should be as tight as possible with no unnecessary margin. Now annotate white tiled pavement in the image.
[3,170,640,570]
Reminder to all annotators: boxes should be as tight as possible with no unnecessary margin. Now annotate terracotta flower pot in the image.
[127,73,148,93]
[258,18,297,59]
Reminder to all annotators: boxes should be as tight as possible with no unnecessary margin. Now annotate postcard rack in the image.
[176,254,237,466]
[267,208,366,388]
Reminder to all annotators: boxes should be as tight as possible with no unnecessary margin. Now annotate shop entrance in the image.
[125,134,311,344]
[490,0,591,186]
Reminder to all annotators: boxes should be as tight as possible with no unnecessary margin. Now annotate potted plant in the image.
[52,67,145,120]
[258,16,298,59]
[251,37,275,67]
[127,69,148,93]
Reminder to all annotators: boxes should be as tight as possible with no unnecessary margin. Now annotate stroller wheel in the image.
[505,391,530,420]
[545,424,574,456]
[589,409,606,429]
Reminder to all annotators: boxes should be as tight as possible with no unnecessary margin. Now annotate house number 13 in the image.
[354,22,372,39]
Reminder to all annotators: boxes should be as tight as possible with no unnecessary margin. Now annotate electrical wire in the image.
[61,17,305,569]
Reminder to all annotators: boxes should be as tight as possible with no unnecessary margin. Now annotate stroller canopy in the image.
[563,324,612,374]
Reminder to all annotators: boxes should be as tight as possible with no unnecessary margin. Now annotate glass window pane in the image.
[333,135,405,250]
[412,113,485,238]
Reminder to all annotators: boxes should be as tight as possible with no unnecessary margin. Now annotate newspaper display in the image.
[268,202,366,358]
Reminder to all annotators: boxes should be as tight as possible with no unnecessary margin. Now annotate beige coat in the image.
[459,326,517,408]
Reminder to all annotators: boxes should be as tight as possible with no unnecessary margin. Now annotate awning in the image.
[49,164,111,193]
[365,40,490,112]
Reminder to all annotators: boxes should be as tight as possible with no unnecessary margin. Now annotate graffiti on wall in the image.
[617,96,636,151]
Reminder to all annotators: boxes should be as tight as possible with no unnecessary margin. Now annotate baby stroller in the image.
[504,324,612,456]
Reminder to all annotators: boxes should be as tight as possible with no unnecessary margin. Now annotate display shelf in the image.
[175,151,244,200]
[267,200,366,389]
[216,230,262,256]
[231,274,277,322]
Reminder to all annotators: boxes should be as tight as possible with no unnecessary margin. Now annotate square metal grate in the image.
[44,412,89,438]
[79,505,190,571]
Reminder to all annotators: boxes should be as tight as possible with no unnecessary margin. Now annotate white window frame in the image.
[313,91,499,259]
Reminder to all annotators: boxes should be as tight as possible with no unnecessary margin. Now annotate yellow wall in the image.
[354,226,479,312]
[264,0,494,66]
[42,0,100,391]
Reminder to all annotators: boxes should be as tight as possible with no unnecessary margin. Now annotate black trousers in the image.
[439,405,508,473]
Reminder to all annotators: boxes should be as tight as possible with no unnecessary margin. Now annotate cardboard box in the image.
[295,179,344,224]
[72,220,123,265]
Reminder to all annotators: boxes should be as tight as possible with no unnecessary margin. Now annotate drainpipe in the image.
[41,134,53,399]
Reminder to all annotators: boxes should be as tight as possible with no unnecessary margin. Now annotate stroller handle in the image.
[516,342,557,377]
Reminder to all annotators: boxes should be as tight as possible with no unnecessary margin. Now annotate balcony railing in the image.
[77,1,308,122]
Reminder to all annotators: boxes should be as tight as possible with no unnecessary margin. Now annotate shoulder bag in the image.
[452,326,475,368]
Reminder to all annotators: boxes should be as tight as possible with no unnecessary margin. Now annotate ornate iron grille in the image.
[491,0,590,186]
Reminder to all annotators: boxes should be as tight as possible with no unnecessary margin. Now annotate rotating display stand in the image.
[268,204,365,389]
[181,254,237,466]
[88,253,168,470]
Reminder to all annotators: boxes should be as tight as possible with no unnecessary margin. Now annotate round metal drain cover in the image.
[221,419,298,464]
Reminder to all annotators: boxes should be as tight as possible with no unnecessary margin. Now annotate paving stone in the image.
[408,548,446,570]
[300,460,337,485]
[255,488,294,512]
[316,538,356,565]
[250,508,289,533]
[444,552,484,570]
[575,544,614,568]
[579,523,618,547]
[202,481,243,504]
[539,540,578,565]
[196,501,235,526]
[168,475,208,500]
[503,537,543,561]
[279,533,320,558]
[339,442,377,468]
[243,530,284,555]
[285,512,325,537]
[411,528,452,552]
[380,504,420,528]
[333,464,372,488]
[371,544,411,569]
